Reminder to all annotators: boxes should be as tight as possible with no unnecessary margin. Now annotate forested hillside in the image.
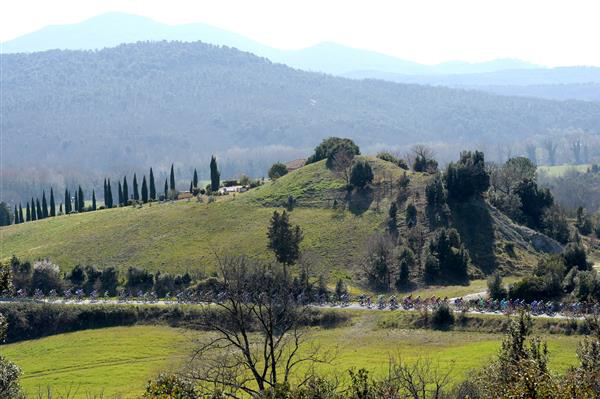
[2,41,600,204]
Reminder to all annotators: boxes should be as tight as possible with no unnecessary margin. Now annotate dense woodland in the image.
[3,41,600,204]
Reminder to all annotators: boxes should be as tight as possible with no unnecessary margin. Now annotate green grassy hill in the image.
[1,156,557,281]
[0,158,391,277]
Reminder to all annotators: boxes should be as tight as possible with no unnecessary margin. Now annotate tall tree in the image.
[64,189,70,214]
[14,205,19,224]
[18,203,24,223]
[49,188,56,217]
[36,199,43,219]
[164,178,168,200]
[133,174,139,201]
[193,168,198,188]
[78,186,84,211]
[189,180,193,193]
[31,197,37,220]
[59,203,63,214]
[267,210,303,272]
[92,190,97,211]
[118,181,123,206]
[149,168,156,200]
[103,179,107,207]
[141,176,148,203]
[210,155,220,191]
[169,164,176,192]
[41,191,48,218]
[0,202,11,226]
[26,202,31,222]
[74,191,79,212]
[106,179,113,208]
[123,177,129,203]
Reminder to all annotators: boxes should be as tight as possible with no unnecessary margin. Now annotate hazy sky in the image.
[2,0,599,66]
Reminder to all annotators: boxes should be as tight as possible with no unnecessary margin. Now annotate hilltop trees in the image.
[306,137,360,165]
[210,156,220,191]
[267,210,303,268]
[444,150,489,202]
[268,162,288,180]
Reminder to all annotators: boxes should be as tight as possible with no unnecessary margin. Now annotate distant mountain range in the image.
[1,12,539,76]
[4,12,599,102]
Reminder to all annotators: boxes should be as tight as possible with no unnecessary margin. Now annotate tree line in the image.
[0,157,223,227]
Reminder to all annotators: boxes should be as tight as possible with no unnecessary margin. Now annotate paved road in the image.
[0,296,584,320]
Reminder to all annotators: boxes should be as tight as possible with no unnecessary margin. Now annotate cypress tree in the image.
[164,179,168,200]
[169,164,176,192]
[118,182,123,206]
[64,189,70,214]
[19,203,24,223]
[123,177,129,203]
[50,188,56,217]
[149,168,156,200]
[31,198,37,221]
[42,191,48,218]
[92,190,97,211]
[189,180,193,193]
[107,179,113,208]
[133,174,139,201]
[26,202,31,222]
[78,186,84,211]
[74,191,79,212]
[14,205,19,224]
[59,203,63,214]
[210,155,220,192]
[36,199,43,219]
[193,169,198,188]
[141,176,148,203]
[103,179,107,207]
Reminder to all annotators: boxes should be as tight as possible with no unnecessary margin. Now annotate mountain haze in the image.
[2,40,600,205]
[1,12,539,76]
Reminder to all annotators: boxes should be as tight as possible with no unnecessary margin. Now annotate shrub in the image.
[431,304,455,330]
[487,273,507,300]
[424,228,469,284]
[31,259,63,294]
[268,162,288,180]
[350,160,373,189]
[377,152,408,169]
[563,242,590,271]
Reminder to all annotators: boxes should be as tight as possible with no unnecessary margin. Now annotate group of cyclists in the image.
[8,289,600,317]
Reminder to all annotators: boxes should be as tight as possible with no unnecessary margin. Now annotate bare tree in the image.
[570,137,584,165]
[385,357,453,399]
[186,256,331,398]
[331,148,355,186]
[525,142,537,165]
[543,138,558,166]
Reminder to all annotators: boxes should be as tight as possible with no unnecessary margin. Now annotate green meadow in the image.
[2,315,582,398]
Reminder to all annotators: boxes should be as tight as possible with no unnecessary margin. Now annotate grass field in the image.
[537,164,591,177]
[2,316,582,398]
[1,326,189,398]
